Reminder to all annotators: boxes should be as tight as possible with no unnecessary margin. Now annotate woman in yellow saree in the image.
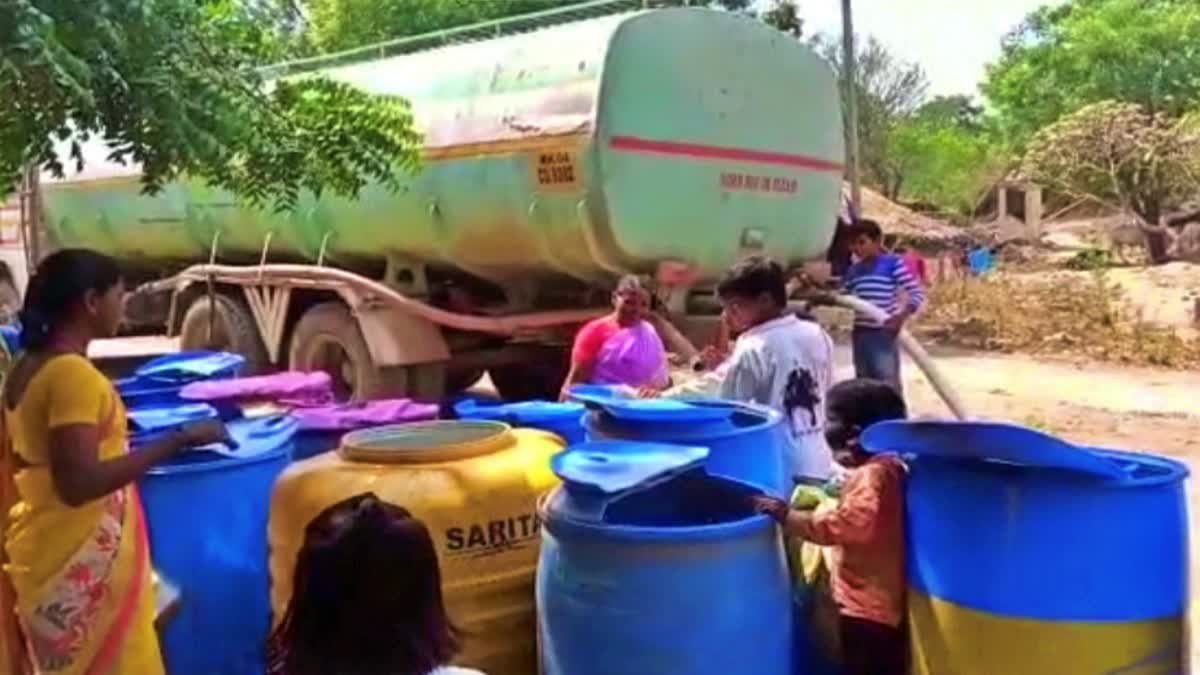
[0,250,226,674]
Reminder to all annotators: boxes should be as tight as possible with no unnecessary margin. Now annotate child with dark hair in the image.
[660,256,836,483]
[268,492,484,675]
[843,219,925,393]
[753,379,909,675]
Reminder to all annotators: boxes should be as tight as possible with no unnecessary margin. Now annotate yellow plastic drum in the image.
[268,420,563,675]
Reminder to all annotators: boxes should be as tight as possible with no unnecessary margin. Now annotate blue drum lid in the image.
[567,384,632,401]
[550,441,709,522]
[128,403,218,433]
[860,420,1128,481]
[133,351,246,383]
[116,377,181,396]
[197,415,297,459]
[569,386,736,424]
[454,399,584,424]
[147,415,298,473]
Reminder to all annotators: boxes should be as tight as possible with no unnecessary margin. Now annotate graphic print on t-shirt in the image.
[783,366,820,428]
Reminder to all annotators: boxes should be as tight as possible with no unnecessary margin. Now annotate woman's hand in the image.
[176,420,232,449]
[750,495,791,524]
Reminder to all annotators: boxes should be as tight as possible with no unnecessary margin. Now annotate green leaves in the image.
[235,77,422,210]
[1,0,420,209]
[984,0,1200,145]
[887,116,1004,219]
[813,33,933,201]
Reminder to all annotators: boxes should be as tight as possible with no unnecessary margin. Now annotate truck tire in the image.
[179,294,270,374]
[288,302,447,402]
[289,302,389,401]
[489,349,569,402]
[445,368,485,396]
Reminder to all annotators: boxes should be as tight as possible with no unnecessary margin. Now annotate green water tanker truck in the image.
[28,2,844,400]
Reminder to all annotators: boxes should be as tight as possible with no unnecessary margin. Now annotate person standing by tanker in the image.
[842,220,925,394]
[653,257,837,484]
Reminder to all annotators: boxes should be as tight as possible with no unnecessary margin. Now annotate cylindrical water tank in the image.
[268,421,563,675]
[139,414,297,675]
[863,421,1189,675]
[580,397,789,495]
[538,440,792,675]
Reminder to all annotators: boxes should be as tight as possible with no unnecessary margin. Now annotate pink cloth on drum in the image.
[180,371,334,406]
[291,399,440,431]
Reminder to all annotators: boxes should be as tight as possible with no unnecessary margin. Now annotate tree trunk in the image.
[1144,229,1171,265]
[1131,203,1172,266]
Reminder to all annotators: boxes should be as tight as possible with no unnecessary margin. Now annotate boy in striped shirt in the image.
[843,220,925,392]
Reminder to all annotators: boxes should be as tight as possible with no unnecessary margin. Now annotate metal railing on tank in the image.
[261,0,706,79]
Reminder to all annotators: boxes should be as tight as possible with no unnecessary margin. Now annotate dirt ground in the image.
[872,344,1200,670]
[1011,262,1200,340]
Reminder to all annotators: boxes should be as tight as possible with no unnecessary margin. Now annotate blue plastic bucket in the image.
[139,415,296,675]
[454,399,586,444]
[538,441,792,674]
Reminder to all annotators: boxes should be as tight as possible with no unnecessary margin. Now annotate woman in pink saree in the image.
[560,277,669,399]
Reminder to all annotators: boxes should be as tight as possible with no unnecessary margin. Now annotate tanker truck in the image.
[24,1,844,401]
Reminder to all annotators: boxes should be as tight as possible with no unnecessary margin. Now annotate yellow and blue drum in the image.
[866,422,1188,675]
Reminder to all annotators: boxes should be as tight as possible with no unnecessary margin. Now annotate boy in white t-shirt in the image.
[658,256,836,483]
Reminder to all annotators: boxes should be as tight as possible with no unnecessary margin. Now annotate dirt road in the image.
[876,345,1199,669]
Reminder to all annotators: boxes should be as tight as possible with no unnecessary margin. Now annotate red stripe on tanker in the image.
[608,135,844,172]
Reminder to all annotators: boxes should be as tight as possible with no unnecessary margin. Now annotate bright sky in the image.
[796,0,1063,97]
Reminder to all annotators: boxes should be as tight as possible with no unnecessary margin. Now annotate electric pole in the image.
[841,0,862,218]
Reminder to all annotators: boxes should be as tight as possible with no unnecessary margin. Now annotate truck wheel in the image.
[179,294,270,374]
[489,349,569,402]
[289,302,391,401]
[445,368,485,396]
[289,302,448,402]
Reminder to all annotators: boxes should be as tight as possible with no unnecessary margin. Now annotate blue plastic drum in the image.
[454,399,586,444]
[118,351,245,408]
[139,415,296,675]
[582,399,789,495]
[862,421,1189,675]
[538,441,792,675]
